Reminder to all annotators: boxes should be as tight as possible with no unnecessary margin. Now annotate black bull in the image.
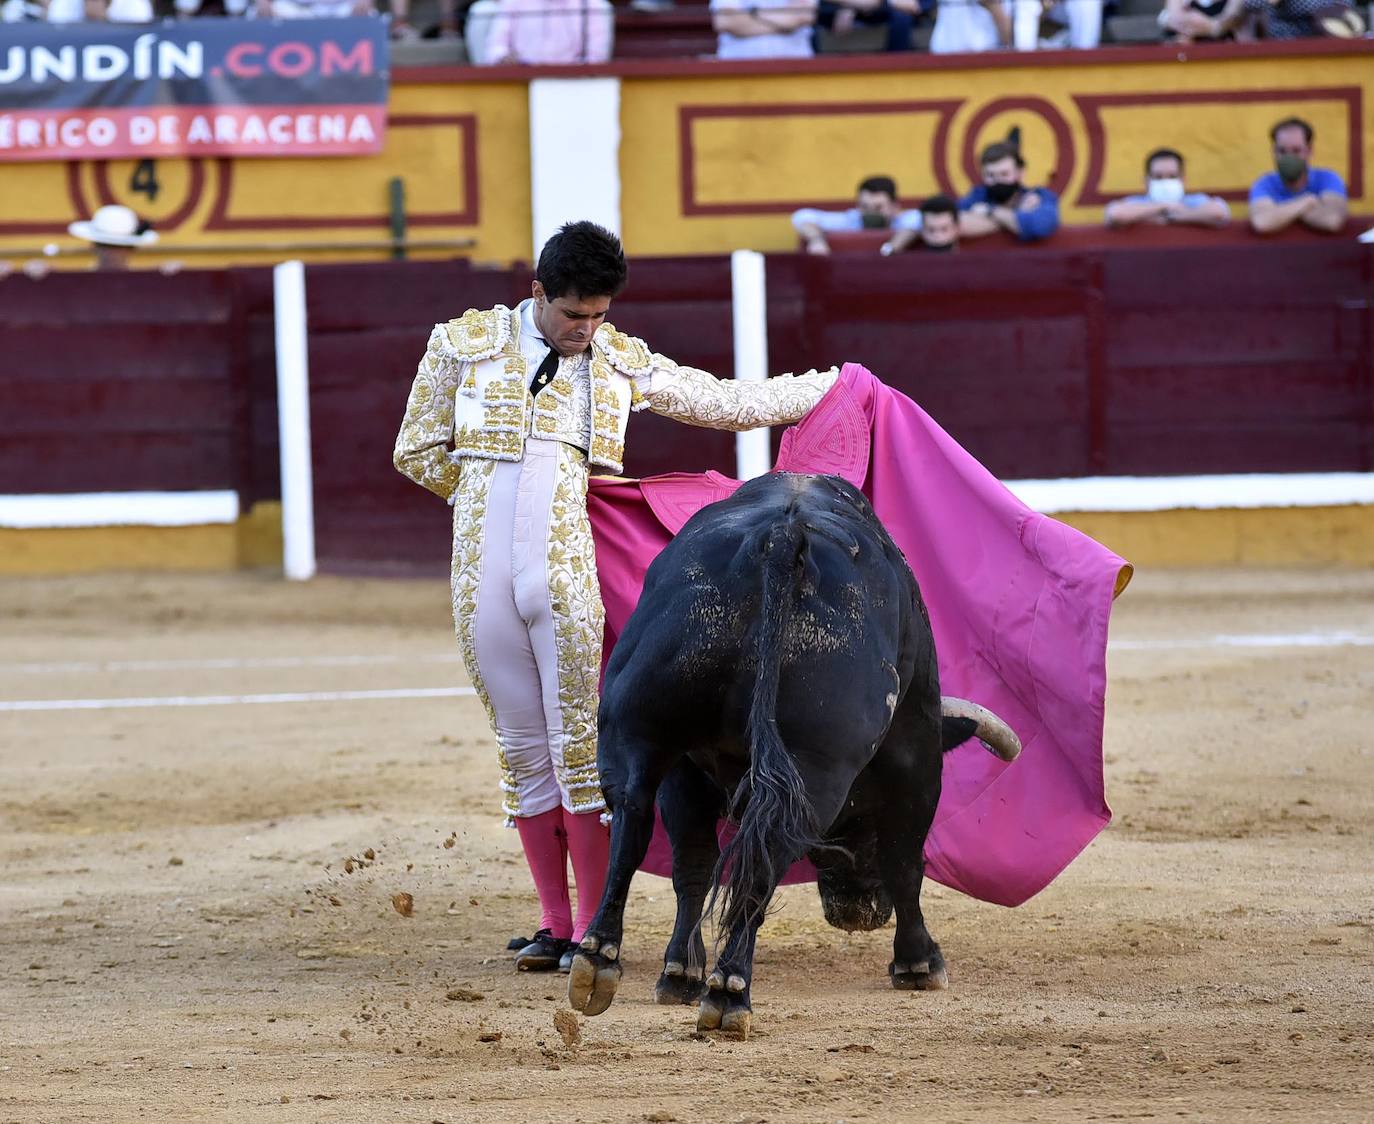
[567,472,1019,1037]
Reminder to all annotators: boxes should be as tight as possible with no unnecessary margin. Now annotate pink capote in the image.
[586,363,1131,908]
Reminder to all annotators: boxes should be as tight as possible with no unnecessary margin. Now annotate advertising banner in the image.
[0,16,389,162]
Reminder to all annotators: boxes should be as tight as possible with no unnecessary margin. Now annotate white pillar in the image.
[529,77,621,261]
[731,249,772,481]
[273,259,316,581]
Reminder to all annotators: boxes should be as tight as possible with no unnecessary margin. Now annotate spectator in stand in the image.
[173,0,252,17]
[68,205,161,271]
[11,0,153,19]
[958,140,1060,243]
[1249,117,1348,235]
[881,193,961,254]
[916,194,961,252]
[255,0,375,17]
[1237,0,1364,37]
[710,0,819,59]
[468,0,613,64]
[1105,148,1230,229]
[814,0,922,52]
[388,0,459,39]
[1159,0,1241,39]
[792,176,923,255]
[930,0,1011,53]
[1010,0,1101,49]
[2,205,177,278]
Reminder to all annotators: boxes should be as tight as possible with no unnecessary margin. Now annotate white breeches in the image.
[449,440,606,822]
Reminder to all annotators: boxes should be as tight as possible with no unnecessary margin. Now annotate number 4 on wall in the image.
[129,159,161,202]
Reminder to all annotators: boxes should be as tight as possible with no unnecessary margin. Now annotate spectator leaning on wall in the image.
[1159,0,1240,40]
[256,0,376,17]
[958,140,1060,244]
[3,0,155,20]
[710,0,819,59]
[880,193,961,254]
[1237,0,1364,38]
[1248,117,1348,236]
[916,195,960,252]
[814,0,921,52]
[929,0,1011,53]
[1105,148,1230,229]
[468,0,614,64]
[792,176,923,255]
[69,205,165,272]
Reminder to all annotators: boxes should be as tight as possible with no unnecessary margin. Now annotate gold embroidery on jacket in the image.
[594,325,653,377]
[448,459,520,819]
[453,425,523,461]
[547,446,606,814]
[643,365,839,432]
[443,306,511,363]
[393,325,463,501]
[587,354,625,473]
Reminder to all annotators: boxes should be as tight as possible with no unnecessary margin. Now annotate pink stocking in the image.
[514,808,572,939]
[563,810,611,942]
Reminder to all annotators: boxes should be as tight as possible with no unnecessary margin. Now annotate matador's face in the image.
[532,281,612,358]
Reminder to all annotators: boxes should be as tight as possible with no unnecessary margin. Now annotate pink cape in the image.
[587,363,1131,908]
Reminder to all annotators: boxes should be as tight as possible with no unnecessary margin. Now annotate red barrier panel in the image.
[3,244,1369,577]
[0,268,260,496]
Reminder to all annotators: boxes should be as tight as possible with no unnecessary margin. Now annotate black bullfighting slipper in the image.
[558,945,575,974]
[507,935,531,952]
[514,929,569,972]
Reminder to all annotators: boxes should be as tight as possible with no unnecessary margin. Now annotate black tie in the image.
[530,347,558,396]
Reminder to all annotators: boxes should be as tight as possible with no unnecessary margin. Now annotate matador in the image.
[393,222,836,972]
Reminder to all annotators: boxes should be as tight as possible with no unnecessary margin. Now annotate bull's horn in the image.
[940,697,1022,762]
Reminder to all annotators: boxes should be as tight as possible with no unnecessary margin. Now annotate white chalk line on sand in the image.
[1,653,462,675]
[0,630,1370,714]
[0,686,477,713]
[1111,631,1374,651]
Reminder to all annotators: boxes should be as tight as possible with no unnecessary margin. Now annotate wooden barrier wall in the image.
[2,243,1370,574]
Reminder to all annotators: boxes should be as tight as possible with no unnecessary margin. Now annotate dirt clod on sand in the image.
[553,1008,581,1048]
[445,987,484,1003]
[391,892,414,917]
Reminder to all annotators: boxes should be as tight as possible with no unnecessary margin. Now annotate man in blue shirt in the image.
[1249,117,1348,235]
[1106,148,1230,228]
[958,141,1060,243]
[792,175,924,255]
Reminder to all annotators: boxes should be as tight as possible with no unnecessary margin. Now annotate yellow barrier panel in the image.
[2,41,1369,267]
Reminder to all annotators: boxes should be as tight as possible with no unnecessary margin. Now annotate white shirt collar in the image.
[517,297,546,348]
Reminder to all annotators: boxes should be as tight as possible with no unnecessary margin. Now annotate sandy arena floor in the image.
[1,569,1372,1123]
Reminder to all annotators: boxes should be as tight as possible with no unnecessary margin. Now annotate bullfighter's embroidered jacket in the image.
[393,303,837,494]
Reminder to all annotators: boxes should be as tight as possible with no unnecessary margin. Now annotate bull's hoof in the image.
[696,971,752,1040]
[889,951,949,991]
[567,936,623,1017]
[654,960,705,1006]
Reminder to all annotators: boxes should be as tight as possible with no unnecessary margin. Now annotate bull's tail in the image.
[707,516,820,947]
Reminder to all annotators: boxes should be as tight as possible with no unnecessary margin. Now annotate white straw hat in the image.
[68,205,159,248]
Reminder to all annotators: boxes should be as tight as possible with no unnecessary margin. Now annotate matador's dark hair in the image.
[536,220,628,300]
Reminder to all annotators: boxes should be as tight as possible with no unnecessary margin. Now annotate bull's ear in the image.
[939,716,979,752]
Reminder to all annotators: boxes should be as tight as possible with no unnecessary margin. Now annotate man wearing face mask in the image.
[1105,149,1230,229]
[957,141,1060,244]
[873,194,962,256]
[792,176,924,255]
[1249,118,1348,236]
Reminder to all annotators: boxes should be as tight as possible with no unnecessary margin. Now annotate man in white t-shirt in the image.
[709,0,818,59]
